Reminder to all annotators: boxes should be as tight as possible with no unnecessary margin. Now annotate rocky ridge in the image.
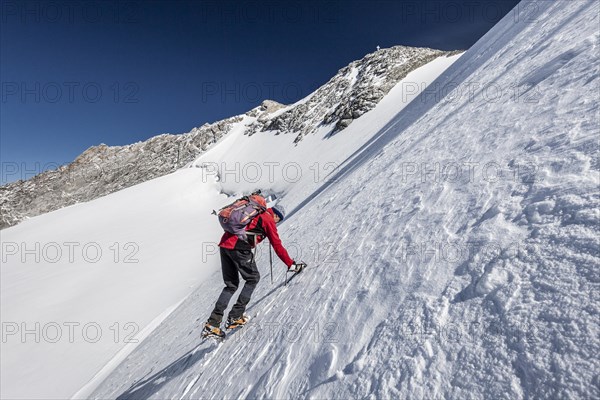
[0,45,460,229]
[247,46,462,142]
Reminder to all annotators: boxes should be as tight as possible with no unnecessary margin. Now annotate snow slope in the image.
[0,169,226,399]
[89,1,599,399]
[0,48,461,400]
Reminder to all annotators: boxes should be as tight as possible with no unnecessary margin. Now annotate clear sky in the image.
[0,0,521,183]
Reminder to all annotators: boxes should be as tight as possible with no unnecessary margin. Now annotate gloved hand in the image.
[289,261,307,272]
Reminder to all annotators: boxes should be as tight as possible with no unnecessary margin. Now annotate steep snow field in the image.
[0,45,461,400]
[89,1,599,399]
[0,170,225,399]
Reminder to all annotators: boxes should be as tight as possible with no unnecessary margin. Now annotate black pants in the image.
[208,247,260,326]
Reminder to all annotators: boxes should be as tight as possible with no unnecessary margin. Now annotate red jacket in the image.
[219,208,294,267]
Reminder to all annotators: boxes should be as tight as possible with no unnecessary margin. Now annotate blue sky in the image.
[0,0,520,183]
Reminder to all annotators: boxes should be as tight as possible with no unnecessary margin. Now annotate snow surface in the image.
[88,1,599,399]
[86,1,600,399]
[0,46,461,400]
[2,0,599,398]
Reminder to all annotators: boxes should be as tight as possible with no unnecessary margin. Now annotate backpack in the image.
[218,192,267,241]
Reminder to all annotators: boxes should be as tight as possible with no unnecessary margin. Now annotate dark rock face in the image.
[246,46,457,143]
[0,115,243,229]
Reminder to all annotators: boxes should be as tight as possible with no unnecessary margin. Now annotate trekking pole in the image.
[285,260,306,286]
[247,232,257,263]
[269,245,273,284]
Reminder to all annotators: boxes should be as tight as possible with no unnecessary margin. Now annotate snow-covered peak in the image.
[4,1,598,398]
[0,49,463,399]
[247,45,460,141]
[0,46,458,231]
[86,1,597,399]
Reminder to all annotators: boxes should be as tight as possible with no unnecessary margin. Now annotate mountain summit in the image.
[0,45,458,230]
[2,1,598,399]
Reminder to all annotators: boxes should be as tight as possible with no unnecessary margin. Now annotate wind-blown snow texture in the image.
[88,1,599,399]
[1,0,598,399]
[0,41,461,400]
